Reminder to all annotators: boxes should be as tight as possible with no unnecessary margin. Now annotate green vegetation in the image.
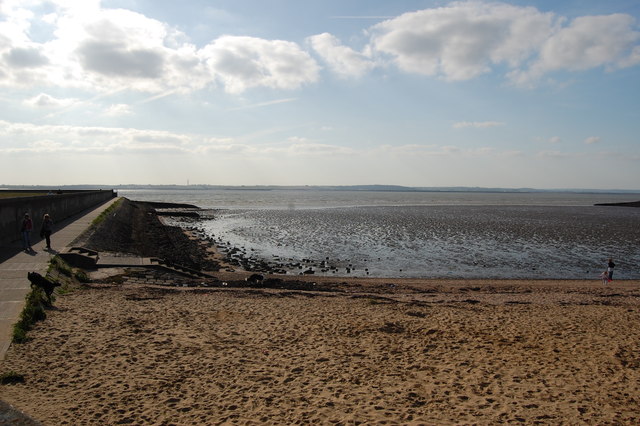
[49,255,86,295]
[12,256,89,343]
[49,255,72,277]
[74,269,91,283]
[12,287,46,344]
[91,197,123,226]
[0,192,47,199]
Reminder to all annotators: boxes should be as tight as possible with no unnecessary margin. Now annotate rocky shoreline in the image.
[76,198,353,292]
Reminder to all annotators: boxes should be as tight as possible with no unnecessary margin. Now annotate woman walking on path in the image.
[41,213,53,249]
[21,213,33,252]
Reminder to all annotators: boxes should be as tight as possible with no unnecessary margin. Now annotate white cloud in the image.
[308,32,375,78]
[1,1,638,94]
[453,121,505,129]
[512,14,640,85]
[0,120,357,157]
[534,136,562,144]
[47,0,101,15]
[77,40,164,78]
[366,2,640,85]
[0,4,207,92]
[376,144,518,159]
[470,147,496,156]
[195,142,251,155]
[31,139,63,150]
[369,2,556,81]
[53,7,210,93]
[200,35,319,94]
[0,3,319,94]
[104,103,132,116]
[0,120,195,154]
[584,136,601,145]
[3,46,48,67]
[24,93,78,108]
[1,119,636,188]
[286,141,355,156]
[543,15,639,71]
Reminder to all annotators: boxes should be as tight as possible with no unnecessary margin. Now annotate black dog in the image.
[27,272,61,304]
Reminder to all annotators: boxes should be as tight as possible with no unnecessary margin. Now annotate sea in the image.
[118,189,640,280]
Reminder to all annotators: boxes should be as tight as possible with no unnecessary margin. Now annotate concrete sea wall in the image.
[0,190,116,246]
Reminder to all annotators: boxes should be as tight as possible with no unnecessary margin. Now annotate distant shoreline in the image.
[3,184,640,194]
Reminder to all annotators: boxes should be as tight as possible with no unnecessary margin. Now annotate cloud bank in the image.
[0,0,639,96]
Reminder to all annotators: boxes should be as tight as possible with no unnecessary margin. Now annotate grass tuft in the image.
[49,255,87,295]
[91,197,123,226]
[49,255,72,277]
[12,288,46,344]
[74,269,90,283]
[0,371,25,385]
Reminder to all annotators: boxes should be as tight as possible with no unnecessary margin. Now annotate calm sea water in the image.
[120,189,640,279]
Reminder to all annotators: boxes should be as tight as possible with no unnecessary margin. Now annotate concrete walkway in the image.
[0,197,120,360]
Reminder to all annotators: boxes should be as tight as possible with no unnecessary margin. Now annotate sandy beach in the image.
[2,278,640,425]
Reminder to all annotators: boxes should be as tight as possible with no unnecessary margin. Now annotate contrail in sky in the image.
[330,16,393,19]
[227,98,298,111]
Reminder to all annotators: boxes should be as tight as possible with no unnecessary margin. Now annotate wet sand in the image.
[198,203,640,280]
[1,278,640,424]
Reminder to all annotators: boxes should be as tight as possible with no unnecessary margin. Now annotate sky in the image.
[1,0,639,189]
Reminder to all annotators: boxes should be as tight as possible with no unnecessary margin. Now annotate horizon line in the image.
[2,184,639,193]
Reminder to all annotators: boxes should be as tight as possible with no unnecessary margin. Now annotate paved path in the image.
[0,197,120,360]
[0,399,42,425]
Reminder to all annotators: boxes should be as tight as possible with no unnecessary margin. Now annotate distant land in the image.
[1,184,639,194]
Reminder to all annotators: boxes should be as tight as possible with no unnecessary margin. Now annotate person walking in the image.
[607,258,615,282]
[41,213,54,249]
[21,213,33,252]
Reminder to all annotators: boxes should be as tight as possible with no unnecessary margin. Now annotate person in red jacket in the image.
[21,212,33,252]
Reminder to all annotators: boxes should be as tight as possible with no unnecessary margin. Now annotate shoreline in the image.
[183,228,640,288]
[182,224,640,299]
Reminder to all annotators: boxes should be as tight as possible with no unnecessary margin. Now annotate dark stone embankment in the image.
[77,198,340,292]
[75,198,219,272]
[138,201,199,209]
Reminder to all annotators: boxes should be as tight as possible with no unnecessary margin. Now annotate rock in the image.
[246,273,264,283]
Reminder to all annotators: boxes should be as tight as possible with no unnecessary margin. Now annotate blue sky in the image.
[1,0,639,189]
